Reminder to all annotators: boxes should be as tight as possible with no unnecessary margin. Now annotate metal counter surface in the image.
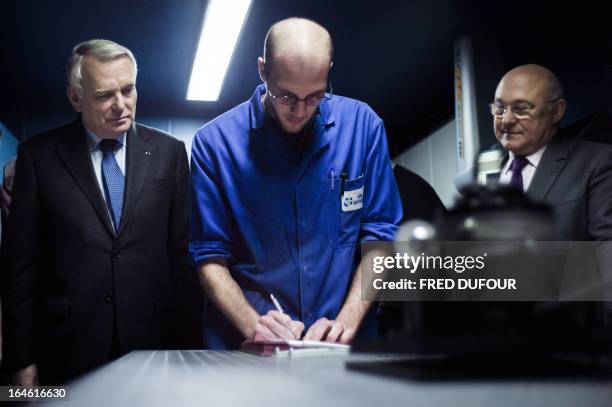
[43,350,612,407]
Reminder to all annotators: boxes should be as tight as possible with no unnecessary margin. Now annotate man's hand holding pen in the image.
[251,294,303,341]
[253,294,353,343]
[252,310,305,341]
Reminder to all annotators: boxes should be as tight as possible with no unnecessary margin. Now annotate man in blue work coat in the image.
[190,17,402,349]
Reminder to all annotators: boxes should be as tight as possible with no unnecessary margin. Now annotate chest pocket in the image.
[326,175,364,247]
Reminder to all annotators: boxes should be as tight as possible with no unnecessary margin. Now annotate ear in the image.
[67,86,83,112]
[551,98,566,124]
[257,57,267,83]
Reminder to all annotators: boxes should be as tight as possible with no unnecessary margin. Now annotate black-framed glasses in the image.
[267,82,333,106]
[489,97,562,119]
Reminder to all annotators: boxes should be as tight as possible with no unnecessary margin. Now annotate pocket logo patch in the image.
[342,186,364,212]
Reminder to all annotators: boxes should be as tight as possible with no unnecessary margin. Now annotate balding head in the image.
[263,18,333,75]
[258,18,333,134]
[496,64,563,103]
[493,64,566,156]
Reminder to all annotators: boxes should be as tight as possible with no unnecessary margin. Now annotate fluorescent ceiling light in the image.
[187,0,252,101]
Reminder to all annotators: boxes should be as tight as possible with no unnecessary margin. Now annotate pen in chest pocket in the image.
[340,172,348,197]
[328,168,350,195]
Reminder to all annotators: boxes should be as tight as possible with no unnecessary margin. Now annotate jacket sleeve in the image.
[167,141,191,286]
[189,129,235,265]
[359,117,403,242]
[588,147,612,240]
[1,141,41,370]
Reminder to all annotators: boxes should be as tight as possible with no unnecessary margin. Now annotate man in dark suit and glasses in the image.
[1,39,190,385]
[492,64,612,241]
[492,64,612,320]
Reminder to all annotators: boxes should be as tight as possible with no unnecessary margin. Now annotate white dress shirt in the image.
[499,144,548,192]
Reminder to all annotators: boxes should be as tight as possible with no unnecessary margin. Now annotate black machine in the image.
[356,151,612,370]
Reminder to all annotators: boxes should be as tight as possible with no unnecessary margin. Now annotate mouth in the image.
[287,117,306,127]
[502,131,520,138]
[109,116,131,124]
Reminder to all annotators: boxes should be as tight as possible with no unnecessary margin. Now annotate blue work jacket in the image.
[190,85,402,349]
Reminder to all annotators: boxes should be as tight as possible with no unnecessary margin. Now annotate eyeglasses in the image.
[267,82,333,106]
[489,98,562,119]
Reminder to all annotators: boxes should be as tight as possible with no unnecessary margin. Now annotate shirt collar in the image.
[84,125,127,152]
[249,84,335,131]
[507,143,548,171]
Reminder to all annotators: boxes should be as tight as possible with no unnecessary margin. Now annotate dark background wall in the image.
[1,0,611,156]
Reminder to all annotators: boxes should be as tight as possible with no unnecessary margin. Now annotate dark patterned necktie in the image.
[99,139,125,231]
[509,155,529,191]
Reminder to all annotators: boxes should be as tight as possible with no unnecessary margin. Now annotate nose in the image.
[291,99,308,116]
[112,93,126,111]
[500,106,516,127]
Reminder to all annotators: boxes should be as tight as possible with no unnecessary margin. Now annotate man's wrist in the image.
[238,310,261,340]
[336,300,371,331]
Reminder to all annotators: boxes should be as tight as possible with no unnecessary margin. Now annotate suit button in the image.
[106,294,113,303]
[112,249,121,259]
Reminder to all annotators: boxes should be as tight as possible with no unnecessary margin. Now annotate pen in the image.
[340,172,348,197]
[270,293,285,314]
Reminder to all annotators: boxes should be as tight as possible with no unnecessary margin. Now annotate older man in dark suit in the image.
[1,39,190,385]
[492,64,612,241]
[492,64,612,316]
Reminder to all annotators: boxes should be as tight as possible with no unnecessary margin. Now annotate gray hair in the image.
[545,70,564,112]
[67,39,137,97]
[548,72,564,100]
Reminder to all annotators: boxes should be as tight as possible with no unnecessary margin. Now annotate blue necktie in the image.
[99,139,125,231]
[509,155,529,191]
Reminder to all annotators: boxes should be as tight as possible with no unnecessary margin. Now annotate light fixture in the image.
[186,0,252,101]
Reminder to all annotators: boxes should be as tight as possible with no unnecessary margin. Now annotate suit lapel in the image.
[56,118,116,237]
[496,153,509,182]
[116,124,154,238]
[526,134,570,203]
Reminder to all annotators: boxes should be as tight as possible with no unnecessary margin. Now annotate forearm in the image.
[336,249,385,331]
[197,260,260,339]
